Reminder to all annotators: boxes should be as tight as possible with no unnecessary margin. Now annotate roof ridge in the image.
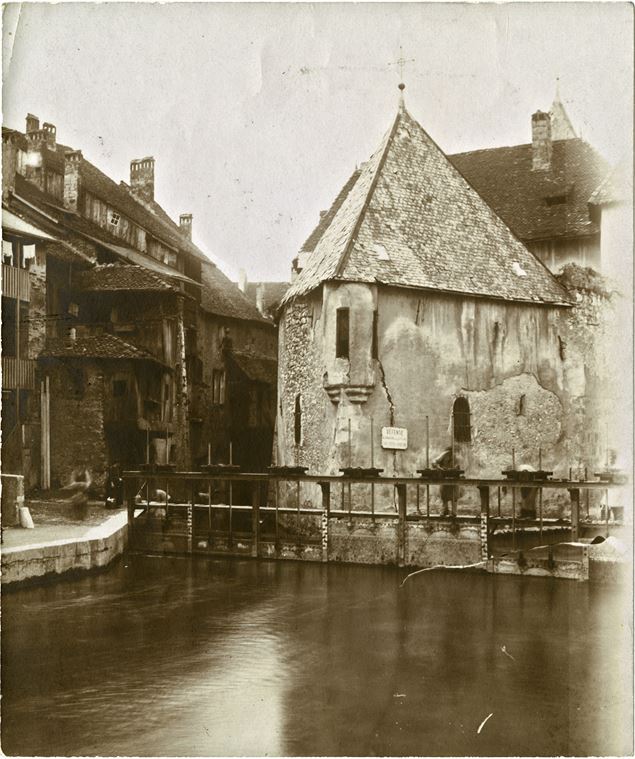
[334,109,403,278]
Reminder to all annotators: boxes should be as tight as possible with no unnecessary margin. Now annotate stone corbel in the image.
[323,383,374,404]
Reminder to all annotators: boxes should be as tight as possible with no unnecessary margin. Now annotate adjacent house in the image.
[2,114,277,491]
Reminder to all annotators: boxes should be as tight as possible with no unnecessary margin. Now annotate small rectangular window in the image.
[108,210,121,227]
[336,308,349,359]
[372,310,379,359]
[294,394,302,445]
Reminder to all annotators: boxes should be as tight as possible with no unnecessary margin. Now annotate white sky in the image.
[2,2,633,282]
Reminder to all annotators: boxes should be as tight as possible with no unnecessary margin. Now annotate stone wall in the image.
[277,280,616,511]
[49,362,108,491]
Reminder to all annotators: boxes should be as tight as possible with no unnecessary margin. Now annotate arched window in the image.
[294,394,302,445]
[453,397,471,443]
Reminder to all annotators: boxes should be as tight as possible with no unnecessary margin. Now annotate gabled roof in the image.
[284,101,571,306]
[40,141,209,263]
[201,261,271,324]
[449,139,608,242]
[39,334,164,364]
[76,264,178,293]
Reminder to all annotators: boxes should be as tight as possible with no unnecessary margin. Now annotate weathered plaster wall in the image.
[277,280,614,510]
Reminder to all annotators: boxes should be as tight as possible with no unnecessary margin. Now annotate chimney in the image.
[63,150,82,212]
[238,268,247,293]
[25,114,40,134]
[42,122,56,150]
[256,283,265,316]
[532,110,552,171]
[130,157,155,202]
[179,213,192,240]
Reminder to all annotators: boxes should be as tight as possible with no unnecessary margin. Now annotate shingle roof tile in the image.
[284,105,571,306]
[40,334,163,363]
[76,264,177,292]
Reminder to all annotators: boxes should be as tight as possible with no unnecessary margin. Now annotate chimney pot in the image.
[42,122,56,149]
[179,213,193,241]
[130,156,155,202]
[531,110,552,171]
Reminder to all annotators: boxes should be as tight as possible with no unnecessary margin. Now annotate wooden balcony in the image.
[1,264,30,301]
[2,357,35,389]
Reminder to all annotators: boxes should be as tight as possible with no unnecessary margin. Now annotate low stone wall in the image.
[1,512,129,585]
[1,473,25,527]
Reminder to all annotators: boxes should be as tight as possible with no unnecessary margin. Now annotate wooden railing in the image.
[1,264,30,301]
[1,357,35,389]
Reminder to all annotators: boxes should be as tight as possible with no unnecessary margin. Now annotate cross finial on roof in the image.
[389,46,415,96]
[555,76,561,101]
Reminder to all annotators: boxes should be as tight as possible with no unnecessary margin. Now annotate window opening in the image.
[453,397,471,443]
[336,307,349,358]
[294,394,302,445]
[372,310,379,359]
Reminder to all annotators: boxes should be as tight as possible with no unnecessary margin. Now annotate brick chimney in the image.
[179,213,192,240]
[130,157,154,202]
[63,150,82,212]
[532,110,552,171]
[25,114,40,134]
[42,122,56,150]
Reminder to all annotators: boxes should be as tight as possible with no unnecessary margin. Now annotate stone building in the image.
[276,91,611,508]
[2,114,276,491]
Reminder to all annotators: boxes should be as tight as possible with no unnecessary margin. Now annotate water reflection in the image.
[1,557,632,756]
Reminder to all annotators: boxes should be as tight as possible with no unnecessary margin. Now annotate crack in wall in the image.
[377,358,398,477]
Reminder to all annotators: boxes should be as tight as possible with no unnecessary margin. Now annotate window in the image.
[113,379,128,397]
[545,195,567,207]
[294,394,302,445]
[108,210,121,227]
[372,310,379,359]
[453,397,471,443]
[1,297,17,357]
[336,307,349,358]
[212,370,226,405]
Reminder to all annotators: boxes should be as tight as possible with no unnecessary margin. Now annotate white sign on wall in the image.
[381,426,408,450]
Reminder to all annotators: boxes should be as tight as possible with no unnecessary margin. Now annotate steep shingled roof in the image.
[41,142,209,263]
[201,262,271,324]
[588,164,631,207]
[39,334,164,363]
[76,264,177,292]
[284,102,571,306]
[449,139,608,242]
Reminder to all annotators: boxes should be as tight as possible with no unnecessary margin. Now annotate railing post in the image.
[396,483,407,567]
[187,481,194,554]
[568,487,580,542]
[320,482,330,563]
[125,476,135,548]
[478,485,490,561]
[251,481,260,558]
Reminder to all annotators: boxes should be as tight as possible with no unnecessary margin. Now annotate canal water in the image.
[1,556,632,757]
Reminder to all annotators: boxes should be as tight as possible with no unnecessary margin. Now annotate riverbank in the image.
[1,501,131,585]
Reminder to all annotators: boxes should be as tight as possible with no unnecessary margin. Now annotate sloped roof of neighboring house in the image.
[76,264,178,292]
[39,334,165,364]
[588,164,631,207]
[229,351,277,385]
[284,99,571,307]
[244,281,290,313]
[201,262,271,324]
[40,141,209,263]
[449,139,608,242]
